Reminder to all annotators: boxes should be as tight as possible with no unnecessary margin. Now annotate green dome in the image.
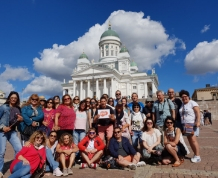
[100,25,119,39]
[130,61,137,67]
[120,46,129,53]
[79,52,88,59]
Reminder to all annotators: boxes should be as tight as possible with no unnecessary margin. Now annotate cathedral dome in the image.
[100,24,119,39]
[79,52,88,59]
[120,46,129,53]
[130,61,137,67]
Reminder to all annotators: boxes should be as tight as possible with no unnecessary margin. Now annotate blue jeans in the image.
[142,144,164,159]
[9,161,31,178]
[131,130,143,148]
[46,148,59,172]
[73,129,86,145]
[0,131,22,172]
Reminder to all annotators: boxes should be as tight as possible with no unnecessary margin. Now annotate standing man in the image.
[142,98,154,119]
[128,93,144,113]
[94,97,115,147]
[114,90,122,107]
[152,90,175,136]
[167,88,182,130]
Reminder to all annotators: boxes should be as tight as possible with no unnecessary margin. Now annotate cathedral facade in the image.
[62,24,158,100]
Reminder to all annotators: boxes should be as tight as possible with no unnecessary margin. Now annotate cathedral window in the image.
[106,51,109,56]
[115,51,117,56]
[133,86,137,89]
[102,51,104,57]
[111,50,114,56]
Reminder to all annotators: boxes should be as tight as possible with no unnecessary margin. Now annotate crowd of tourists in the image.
[0,88,202,177]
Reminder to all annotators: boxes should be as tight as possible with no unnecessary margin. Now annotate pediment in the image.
[72,64,115,76]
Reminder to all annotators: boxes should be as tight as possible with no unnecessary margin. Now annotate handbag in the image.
[182,123,194,136]
[23,125,37,136]
[31,149,46,178]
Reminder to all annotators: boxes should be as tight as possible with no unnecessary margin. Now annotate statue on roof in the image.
[152,68,155,75]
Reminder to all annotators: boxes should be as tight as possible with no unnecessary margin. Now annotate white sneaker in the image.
[0,172,3,178]
[191,156,201,163]
[128,163,137,170]
[137,161,146,167]
[53,167,63,177]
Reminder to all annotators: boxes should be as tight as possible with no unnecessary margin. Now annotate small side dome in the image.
[120,46,129,53]
[79,52,88,59]
[100,24,119,39]
[130,61,137,67]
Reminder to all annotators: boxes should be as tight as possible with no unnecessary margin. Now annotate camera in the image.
[35,122,39,126]
[159,111,163,115]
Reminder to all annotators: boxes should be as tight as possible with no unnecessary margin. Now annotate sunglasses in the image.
[32,98,38,101]
[74,98,79,100]
[146,122,153,125]
[166,122,173,124]
[50,134,57,138]
[146,101,154,104]
[64,97,70,101]
[114,131,120,134]
[116,93,121,96]
[36,136,43,140]
[48,102,53,104]
[90,102,96,104]
[86,100,90,103]
[134,106,139,108]
[89,131,96,135]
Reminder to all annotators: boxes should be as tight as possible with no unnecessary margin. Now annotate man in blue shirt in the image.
[114,90,122,107]
[128,93,144,112]
[152,90,175,141]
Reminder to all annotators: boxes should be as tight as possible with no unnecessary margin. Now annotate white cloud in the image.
[0,64,34,81]
[193,76,199,83]
[185,40,218,74]
[24,75,62,97]
[33,10,185,79]
[0,65,34,96]
[201,25,210,33]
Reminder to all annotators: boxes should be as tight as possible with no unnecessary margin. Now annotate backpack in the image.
[100,155,123,170]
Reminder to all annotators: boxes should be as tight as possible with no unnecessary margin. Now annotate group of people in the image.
[0,88,202,178]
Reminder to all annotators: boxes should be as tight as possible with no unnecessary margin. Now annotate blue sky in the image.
[1,0,218,99]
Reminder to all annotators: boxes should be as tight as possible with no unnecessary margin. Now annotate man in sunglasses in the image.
[94,97,115,145]
[114,90,122,107]
[142,97,154,119]
[78,128,105,168]
[108,127,145,170]
[167,88,182,130]
[128,93,144,113]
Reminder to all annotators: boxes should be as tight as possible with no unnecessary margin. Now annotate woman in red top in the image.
[54,94,76,139]
[56,133,78,176]
[9,130,46,178]
[41,98,56,136]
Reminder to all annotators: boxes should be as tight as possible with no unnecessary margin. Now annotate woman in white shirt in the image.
[179,90,201,163]
[141,118,163,164]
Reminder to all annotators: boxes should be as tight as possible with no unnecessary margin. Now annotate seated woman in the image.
[108,127,146,170]
[9,130,46,178]
[141,118,163,164]
[56,133,78,176]
[162,116,190,167]
[45,131,63,177]
[78,128,105,169]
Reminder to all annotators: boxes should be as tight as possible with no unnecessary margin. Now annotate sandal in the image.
[172,161,181,167]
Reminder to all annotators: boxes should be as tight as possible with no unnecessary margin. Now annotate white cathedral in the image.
[62,24,158,100]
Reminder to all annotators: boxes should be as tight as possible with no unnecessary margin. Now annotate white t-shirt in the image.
[87,140,95,149]
[141,128,161,147]
[179,100,199,124]
[131,112,146,131]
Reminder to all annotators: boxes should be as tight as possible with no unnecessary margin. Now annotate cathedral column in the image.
[80,81,83,99]
[73,81,76,97]
[87,80,90,97]
[126,82,129,98]
[152,82,157,96]
[96,79,99,99]
[111,78,114,97]
[103,78,106,94]
[144,82,148,98]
